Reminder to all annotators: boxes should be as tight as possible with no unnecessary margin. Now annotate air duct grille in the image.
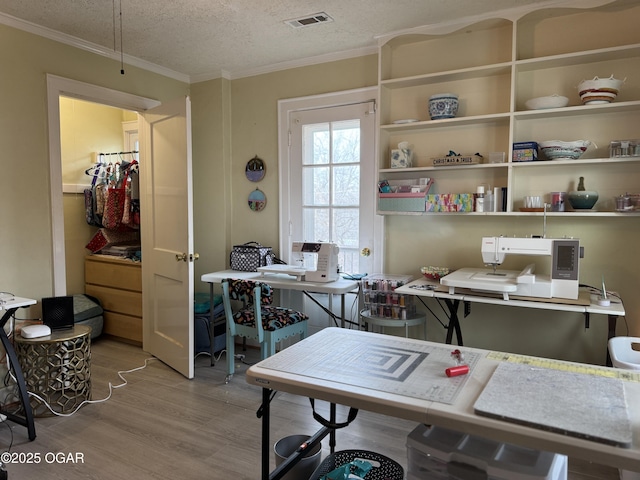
[285,12,334,28]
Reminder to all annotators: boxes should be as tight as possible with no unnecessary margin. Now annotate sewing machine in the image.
[441,236,582,300]
[291,241,340,283]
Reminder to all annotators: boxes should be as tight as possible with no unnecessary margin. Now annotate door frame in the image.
[46,74,160,295]
[277,86,383,273]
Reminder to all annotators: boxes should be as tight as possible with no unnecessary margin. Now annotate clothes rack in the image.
[97,150,138,157]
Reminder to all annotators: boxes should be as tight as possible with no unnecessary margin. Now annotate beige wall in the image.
[0,24,187,315]
[191,78,231,284]
[191,57,378,284]
[2,19,635,365]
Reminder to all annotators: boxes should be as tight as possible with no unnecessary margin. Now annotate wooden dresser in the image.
[85,255,142,345]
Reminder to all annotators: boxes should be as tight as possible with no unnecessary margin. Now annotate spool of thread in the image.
[445,365,469,377]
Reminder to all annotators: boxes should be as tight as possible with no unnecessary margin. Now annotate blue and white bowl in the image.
[429,93,459,120]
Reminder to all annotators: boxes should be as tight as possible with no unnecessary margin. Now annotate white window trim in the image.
[277,87,383,272]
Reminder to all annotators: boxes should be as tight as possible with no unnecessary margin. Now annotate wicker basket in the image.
[309,450,404,480]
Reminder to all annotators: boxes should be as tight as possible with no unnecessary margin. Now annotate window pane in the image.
[333,208,359,247]
[302,166,329,206]
[339,248,359,275]
[302,124,329,165]
[333,165,360,206]
[303,208,329,242]
[332,120,360,164]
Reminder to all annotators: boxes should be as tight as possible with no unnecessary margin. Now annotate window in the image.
[301,119,361,272]
[279,88,382,276]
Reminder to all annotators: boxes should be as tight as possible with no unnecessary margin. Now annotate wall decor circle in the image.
[248,188,267,211]
[245,155,266,182]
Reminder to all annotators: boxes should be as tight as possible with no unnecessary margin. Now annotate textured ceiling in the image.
[0,0,574,81]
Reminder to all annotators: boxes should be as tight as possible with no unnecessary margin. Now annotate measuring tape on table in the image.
[487,351,640,382]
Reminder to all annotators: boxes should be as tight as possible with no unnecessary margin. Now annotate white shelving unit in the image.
[376,0,640,216]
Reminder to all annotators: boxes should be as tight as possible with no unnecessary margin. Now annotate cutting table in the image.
[394,277,626,366]
[246,327,640,480]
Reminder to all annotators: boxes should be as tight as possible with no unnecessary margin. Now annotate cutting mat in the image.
[474,362,633,447]
[487,351,640,382]
[257,333,481,405]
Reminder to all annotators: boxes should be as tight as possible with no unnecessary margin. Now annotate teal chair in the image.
[221,278,308,381]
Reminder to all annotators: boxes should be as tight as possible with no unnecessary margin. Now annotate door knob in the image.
[176,253,199,262]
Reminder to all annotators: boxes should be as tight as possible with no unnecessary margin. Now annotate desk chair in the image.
[221,278,308,381]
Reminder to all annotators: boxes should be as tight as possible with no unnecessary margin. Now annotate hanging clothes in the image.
[84,152,139,231]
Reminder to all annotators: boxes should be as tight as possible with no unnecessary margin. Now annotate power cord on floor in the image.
[5,354,156,417]
[194,349,226,364]
[0,354,156,478]
[195,349,256,367]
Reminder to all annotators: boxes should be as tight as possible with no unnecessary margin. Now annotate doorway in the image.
[59,97,139,294]
[46,74,160,296]
[48,76,196,378]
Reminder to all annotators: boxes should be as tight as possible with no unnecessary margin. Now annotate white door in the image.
[139,96,195,379]
[286,100,381,275]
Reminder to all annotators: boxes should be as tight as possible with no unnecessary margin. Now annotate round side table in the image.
[14,325,92,417]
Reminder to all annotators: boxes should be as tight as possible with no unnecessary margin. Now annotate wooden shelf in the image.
[377,1,640,216]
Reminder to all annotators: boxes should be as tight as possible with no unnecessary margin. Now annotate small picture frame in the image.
[245,155,266,182]
[248,188,267,211]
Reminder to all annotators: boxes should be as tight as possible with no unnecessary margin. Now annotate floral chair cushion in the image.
[225,278,308,331]
[233,306,308,331]
[225,278,273,306]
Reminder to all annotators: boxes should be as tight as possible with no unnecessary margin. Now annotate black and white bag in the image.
[229,242,274,272]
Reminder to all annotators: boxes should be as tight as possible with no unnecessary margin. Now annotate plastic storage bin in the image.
[407,424,567,480]
[608,337,640,480]
[608,336,640,370]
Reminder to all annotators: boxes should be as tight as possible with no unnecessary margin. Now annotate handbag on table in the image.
[230,242,274,272]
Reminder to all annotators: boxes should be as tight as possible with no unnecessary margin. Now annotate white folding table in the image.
[394,277,626,365]
[200,270,359,328]
[246,327,640,480]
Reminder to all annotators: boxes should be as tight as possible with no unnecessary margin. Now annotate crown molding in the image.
[0,11,190,83]
[190,45,378,83]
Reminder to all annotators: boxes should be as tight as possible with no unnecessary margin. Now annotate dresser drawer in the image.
[85,255,143,345]
[102,311,143,344]
[85,285,142,317]
[85,256,142,292]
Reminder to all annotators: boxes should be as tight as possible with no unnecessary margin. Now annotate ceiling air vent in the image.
[285,12,334,28]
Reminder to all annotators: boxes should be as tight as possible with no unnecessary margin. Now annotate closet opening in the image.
[60,97,144,346]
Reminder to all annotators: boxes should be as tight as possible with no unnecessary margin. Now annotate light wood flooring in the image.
[1,338,621,479]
